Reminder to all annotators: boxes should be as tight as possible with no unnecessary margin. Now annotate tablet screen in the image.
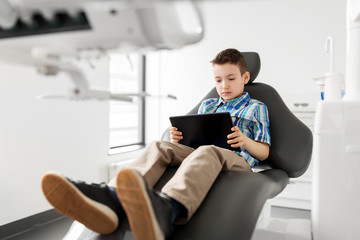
[169,112,239,151]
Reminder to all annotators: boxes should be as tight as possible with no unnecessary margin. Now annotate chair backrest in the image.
[163,52,313,178]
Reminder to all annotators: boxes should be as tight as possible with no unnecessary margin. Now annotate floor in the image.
[2,216,73,240]
[1,206,310,240]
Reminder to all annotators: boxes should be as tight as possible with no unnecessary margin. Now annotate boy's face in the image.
[213,63,250,101]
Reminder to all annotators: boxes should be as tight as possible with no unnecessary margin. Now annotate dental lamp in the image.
[0,0,204,101]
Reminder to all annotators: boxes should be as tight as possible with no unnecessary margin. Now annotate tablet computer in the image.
[169,112,238,151]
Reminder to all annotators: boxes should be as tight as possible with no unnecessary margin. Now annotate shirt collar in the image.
[216,92,250,107]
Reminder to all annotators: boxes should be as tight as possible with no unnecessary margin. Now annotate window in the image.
[109,54,145,152]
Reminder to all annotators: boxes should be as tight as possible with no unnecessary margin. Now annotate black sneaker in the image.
[41,172,122,234]
[115,169,173,240]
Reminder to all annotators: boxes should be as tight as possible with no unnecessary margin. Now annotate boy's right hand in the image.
[169,126,183,143]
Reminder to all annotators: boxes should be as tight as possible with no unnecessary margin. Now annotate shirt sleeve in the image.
[197,100,206,114]
[197,98,218,114]
[253,103,271,145]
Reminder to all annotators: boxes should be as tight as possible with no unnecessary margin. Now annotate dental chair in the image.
[64,52,313,240]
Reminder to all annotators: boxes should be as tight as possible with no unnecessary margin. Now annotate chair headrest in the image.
[242,52,261,83]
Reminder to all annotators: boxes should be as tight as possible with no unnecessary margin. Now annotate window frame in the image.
[108,54,146,154]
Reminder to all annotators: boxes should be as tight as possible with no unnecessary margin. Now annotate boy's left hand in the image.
[227,126,247,148]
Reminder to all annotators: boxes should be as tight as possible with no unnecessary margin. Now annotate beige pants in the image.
[111,140,251,224]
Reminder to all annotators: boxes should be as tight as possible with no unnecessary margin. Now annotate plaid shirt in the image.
[198,92,271,167]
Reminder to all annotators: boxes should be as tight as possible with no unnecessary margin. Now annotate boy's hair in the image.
[210,48,248,75]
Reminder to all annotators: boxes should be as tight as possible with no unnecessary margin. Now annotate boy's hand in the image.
[169,126,183,143]
[227,126,270,160]
[227,126,247,148]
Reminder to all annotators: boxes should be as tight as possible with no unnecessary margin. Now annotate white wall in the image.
[146,0,346,137]
[0,59,111,225]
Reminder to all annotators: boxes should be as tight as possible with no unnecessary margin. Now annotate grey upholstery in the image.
[64,52,313,240]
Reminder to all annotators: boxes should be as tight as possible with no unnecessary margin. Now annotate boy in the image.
[41,48,270,240]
